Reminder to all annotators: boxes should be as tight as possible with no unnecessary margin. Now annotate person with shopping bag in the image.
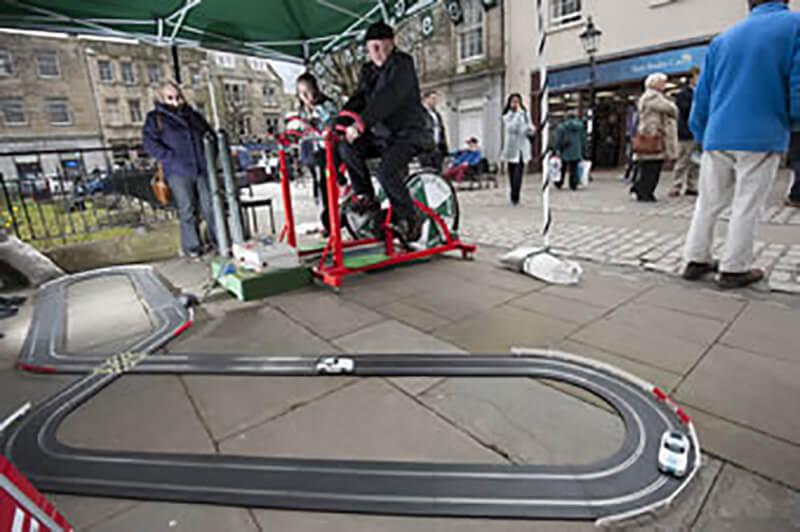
[631,73,679,202]
[554,113,586,191]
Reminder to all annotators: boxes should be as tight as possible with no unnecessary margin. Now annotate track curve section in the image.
[3,350,701,524]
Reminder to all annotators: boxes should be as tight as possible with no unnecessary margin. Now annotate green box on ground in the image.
[211,259,312,301]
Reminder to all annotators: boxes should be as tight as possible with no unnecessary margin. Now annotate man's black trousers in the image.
[338,134,418,221]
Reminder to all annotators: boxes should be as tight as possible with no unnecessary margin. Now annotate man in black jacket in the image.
[670,67,700,197]
[339,22,433,245]
[419,91,448,172]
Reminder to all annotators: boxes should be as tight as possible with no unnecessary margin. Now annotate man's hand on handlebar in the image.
[345,125,361,144]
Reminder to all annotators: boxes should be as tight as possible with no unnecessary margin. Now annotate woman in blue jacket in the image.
[142,82,217,258]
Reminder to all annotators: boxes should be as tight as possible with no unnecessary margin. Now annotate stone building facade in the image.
[0,31,289,181]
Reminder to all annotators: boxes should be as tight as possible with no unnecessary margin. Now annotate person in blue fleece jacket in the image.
[682,0,800,290]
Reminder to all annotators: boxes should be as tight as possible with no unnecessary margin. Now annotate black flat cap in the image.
[365,21,394,41]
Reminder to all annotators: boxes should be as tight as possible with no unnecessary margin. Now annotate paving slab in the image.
[621,455,723,531]
[633,284,747,322]
[267,289,385,341]
[47,494,138,532]
[433,305,580,353]
[67,275,153,353]
[166,304,336,355]
[569,318,709,375]
[675,344,800,446]
[219,378,506,464]
[540,271,652,309]
[153,258,212,294]
[183,375,354,442]
[333,320,463,395]
[604,303,728,347]
[378,300,454,333]
[692,464,800,531]
[556,340,683,394]
[678,406,800,491]
[251,509,596,532]
[87,501,258,532]
[419,377,624,465]
[509,291,610,324]
[57,375,214,453]
[721,301,800,363]
[0,287,36,370]
[398,275,519,322]
[0,369,77,421]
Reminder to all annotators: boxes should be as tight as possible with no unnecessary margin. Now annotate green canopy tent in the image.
[0,0,401,63]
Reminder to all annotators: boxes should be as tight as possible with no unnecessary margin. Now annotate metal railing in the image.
[0,146,176,247]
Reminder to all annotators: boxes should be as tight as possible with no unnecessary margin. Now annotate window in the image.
[0,98,26,125]
[46,98,71,125]
[458,0,484,62]
[215,53,235,69]
[0,51,14,76]
[224,82,244,103]
[195,101,207,118]
[121,62,136,84]
[106,98,121,126]
[247,58,269,72]
[551,0,582,26]
[128,99,142,123]
[98,60,113,82]
[147,63,160,84]
[190,67,202,87]
[263,85,277,106]
[36,51,60,78]
[265,116,278,131]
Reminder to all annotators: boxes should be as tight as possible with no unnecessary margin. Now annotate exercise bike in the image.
[277,111,476,289]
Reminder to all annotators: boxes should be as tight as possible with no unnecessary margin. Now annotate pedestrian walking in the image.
[683,0,800,289]
[420,91,449,172]
[631,73,679,202]
[670,67,701,197]
[500,93,534,205]
[142,81,217,258]
[787,126,800,208]
[554,113,586,190]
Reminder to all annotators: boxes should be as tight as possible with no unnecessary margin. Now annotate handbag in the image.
[150,113,170,206]
[632,130,665,155]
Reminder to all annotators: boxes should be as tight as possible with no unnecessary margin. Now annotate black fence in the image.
[0,149,177,247]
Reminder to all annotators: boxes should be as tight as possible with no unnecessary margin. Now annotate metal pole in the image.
[587,53,596,165]
[278,147,296,248]
[216,129,245,245]
[537,0,551,249]
[171,44,182,83]
[204,133,229,256]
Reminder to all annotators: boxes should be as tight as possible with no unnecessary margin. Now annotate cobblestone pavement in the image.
[250,168,800,295]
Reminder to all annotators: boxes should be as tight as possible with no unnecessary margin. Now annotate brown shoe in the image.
[682,261,719,281]
[668,189,681,197]
[785,198,800,208]
[716,268,764,290]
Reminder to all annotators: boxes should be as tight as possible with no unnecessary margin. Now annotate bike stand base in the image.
[212,259,312,301]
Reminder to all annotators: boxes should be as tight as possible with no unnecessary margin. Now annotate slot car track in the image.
[4,267,702,525]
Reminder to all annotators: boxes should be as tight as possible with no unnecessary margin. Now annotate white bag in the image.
[546,154,562,184]
[578,160,592,187]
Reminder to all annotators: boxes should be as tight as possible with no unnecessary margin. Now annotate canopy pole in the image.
[207,70,221,130]
[171,44,182,83]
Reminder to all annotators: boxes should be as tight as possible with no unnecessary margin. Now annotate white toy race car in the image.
[315,357,354,374]
[658,430,690,477]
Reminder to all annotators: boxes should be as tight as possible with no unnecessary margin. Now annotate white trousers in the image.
[683,151,780,273]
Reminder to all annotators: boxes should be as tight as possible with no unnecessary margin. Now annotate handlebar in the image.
[335,111,366,134]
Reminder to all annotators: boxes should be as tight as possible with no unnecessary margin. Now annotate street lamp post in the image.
[580,16,602,165]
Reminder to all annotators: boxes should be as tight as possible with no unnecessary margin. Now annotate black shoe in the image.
[786,197,800,208]
[685,189,699,197]
[391,213,424,249]
[350,194,379,215]
[0,296,26,307]
[682,261,719,281]
[717,269,764,290]
[554,180,564,189]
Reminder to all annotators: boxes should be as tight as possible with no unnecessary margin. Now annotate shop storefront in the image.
[532,43,709,169]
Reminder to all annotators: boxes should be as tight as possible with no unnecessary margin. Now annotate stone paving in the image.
[248,168,800,295]
[1,168,799,531]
